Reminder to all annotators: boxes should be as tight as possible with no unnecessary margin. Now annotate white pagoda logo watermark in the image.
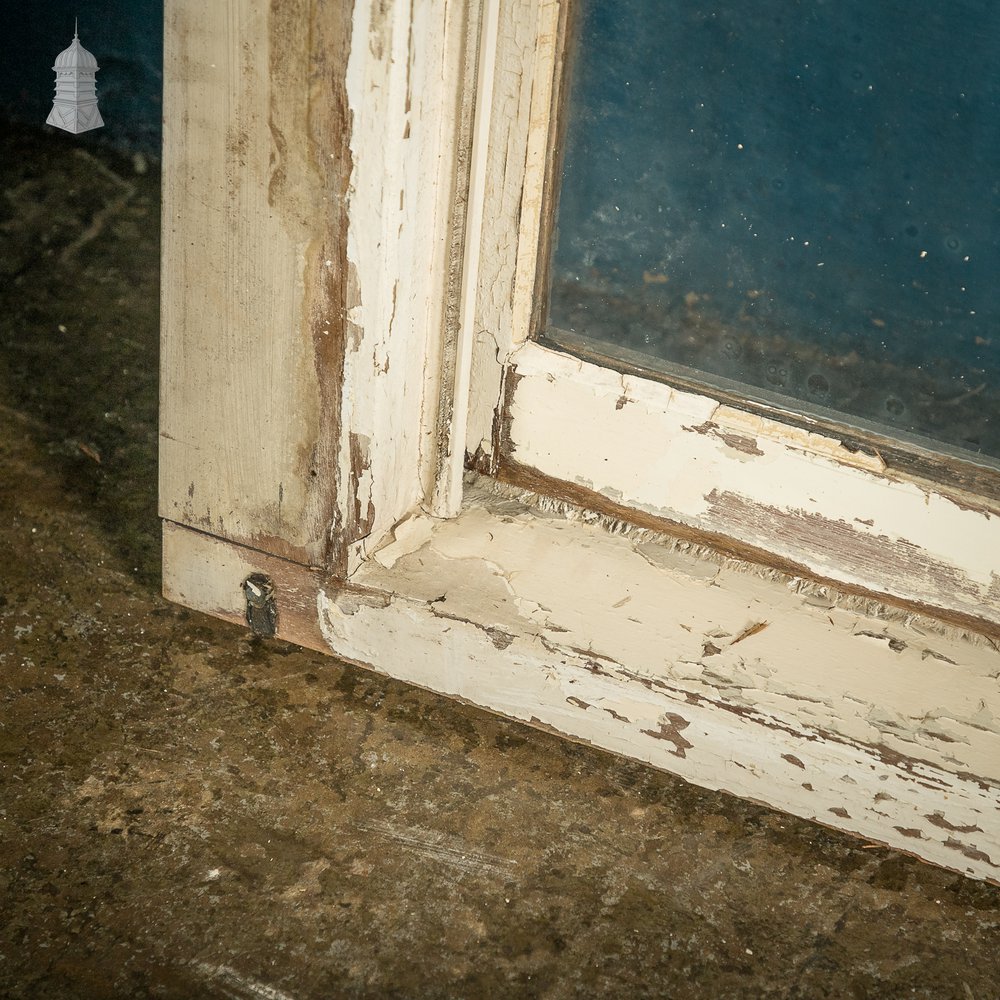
[46,20,104,134]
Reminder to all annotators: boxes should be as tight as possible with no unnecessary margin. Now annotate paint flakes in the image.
[944,838,994,864]
[683,420,765,456]
[855,630,907,653]
[603,707,630,723]
[921,648,957,665]
[485,627,514,650]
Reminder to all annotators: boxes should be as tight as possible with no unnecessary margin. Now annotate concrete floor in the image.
[1,121,999,1000]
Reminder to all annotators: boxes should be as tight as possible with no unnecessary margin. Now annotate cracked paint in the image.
[503,340,1000,631]
[270,484,1000,881]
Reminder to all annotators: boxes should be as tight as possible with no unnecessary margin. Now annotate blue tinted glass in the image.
[545,0,1000,461]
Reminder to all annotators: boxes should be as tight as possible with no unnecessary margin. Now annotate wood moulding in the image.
[496,456,1000,645]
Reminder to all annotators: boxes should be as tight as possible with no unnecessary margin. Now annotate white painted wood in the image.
[465,0,562,467]
[161,0,475,570]
[163,491,1000,884]
[161,0,1000,886]
[506,340,1000,628]
[340,0,475,571]
[429,0,502,518]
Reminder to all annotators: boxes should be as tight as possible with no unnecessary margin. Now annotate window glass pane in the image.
[544,0,1000,462]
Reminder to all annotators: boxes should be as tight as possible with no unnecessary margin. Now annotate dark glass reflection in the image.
[544,0,1000,461]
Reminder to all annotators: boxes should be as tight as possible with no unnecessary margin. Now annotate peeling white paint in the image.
[315,486,1000,881]
[456,0,1000,629]
[164,506,1000,882]
[161,0,1000,889]
[342,1,473,569]
[505,341,1000,626]
[465,0,561,465]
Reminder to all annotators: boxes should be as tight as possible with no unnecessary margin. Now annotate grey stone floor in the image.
[1,122,999,1000]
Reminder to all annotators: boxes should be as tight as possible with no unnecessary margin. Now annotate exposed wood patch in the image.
[346,432,376,547]
[641,714,694,758]
[685,421,764,457]
[925,813,983,834]
[704,489,995,623]
[731,621,770,646]
[305,1,354,572]
[922,648,958,665]
[486,627,515,650]
[946,839,993,864]
[160,0,355,567]
[854,630,907,652]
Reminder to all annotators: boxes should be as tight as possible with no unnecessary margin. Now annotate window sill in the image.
[163,476,1000,884]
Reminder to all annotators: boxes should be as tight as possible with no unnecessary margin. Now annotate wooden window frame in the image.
[160,0,1000,883]
[461,0,1000,635]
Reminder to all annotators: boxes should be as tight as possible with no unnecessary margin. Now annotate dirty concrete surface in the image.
[1,121,999,1000]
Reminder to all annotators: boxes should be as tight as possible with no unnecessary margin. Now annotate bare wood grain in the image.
[160,0,352,568]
